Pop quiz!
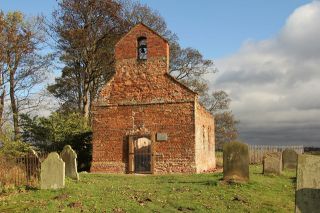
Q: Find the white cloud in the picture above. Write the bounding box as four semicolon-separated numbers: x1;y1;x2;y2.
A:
209;1;320;146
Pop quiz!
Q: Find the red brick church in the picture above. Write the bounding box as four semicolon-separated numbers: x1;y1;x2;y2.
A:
91;23;215;174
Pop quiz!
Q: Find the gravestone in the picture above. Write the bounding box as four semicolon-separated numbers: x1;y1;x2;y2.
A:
60;145;79;180
40;152;65;189
282;149;298;169
295;154;320;213
263;152;282;175
223;141;249;183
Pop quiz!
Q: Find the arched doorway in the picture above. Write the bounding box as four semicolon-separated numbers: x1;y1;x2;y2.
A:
128;135;154;174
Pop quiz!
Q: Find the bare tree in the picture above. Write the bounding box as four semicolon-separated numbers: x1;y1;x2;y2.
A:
0;12;6;127
204;90;239;149
50;0;127;119
0;11;52;139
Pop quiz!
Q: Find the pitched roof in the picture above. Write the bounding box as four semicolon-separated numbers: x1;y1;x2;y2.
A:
115;23;168;47
165;73;197;95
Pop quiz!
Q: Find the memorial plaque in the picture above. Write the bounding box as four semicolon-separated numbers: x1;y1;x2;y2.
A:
156;133;168;141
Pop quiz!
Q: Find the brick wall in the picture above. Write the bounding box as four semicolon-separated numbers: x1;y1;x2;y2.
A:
91;102;196;173
194;101;216;173
98;58;195;105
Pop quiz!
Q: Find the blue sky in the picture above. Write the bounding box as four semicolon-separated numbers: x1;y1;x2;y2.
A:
0;0;311;58
1;0;319;146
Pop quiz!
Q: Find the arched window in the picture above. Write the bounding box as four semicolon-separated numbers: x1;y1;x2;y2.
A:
137;37;147;60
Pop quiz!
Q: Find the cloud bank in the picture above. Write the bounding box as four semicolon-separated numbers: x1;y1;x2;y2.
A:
210;1;320;146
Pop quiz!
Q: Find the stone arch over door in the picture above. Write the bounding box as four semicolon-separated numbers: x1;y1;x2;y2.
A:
128;134;155;174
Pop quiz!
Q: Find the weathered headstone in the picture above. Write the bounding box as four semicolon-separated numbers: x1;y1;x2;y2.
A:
295;154;320;213
40;152;65;189
263;152;282;175
60;145;79;180
223;141;249;183
282;149;298;169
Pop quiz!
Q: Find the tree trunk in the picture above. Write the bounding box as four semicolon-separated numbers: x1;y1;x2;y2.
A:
83;82;90;119
0;70;5;128
10;71;19;139
83;62;91;121
0;88;4;128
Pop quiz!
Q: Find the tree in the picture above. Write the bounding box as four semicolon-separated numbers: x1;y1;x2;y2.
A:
0;12;6;127
214;111;239;149
50;0;127;119
0;132;30;157
204;91;239;149
0;11;51;139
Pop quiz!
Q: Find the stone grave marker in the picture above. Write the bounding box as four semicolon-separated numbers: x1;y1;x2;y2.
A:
282;149;298;169
40;152;65;189
263;152;282;175
60;145;79;180
223;141;249;183
295;154;320;213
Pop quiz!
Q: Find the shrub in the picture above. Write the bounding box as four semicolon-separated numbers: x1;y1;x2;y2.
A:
0;134;30;158
20;112;92;171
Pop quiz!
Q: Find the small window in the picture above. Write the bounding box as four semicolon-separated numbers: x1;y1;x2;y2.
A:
138;37;147;60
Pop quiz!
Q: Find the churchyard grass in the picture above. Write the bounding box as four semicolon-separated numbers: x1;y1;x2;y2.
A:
0;165;295;212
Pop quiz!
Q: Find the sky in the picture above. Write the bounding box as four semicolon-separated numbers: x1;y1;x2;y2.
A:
1;0;319;147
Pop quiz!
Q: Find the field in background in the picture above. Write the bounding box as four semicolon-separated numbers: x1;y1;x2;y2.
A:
0;165;296;213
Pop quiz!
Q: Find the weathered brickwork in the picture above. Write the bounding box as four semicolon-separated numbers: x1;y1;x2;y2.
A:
91;23;215;174
195;101;215;173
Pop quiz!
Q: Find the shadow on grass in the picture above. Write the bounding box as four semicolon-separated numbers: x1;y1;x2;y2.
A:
25;185;40;191
290;177;296;184
173;180;219;186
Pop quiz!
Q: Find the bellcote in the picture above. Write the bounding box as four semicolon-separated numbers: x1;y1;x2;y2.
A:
115;23;169;61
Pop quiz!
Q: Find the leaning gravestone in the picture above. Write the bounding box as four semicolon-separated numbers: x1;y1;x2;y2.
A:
282;149;298;169
40;152;65;189
263;152;282;175
223;141;249;183
295;154;320;213
60;145;79;180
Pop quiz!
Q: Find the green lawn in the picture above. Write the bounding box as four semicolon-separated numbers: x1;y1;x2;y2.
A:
0;165;296;213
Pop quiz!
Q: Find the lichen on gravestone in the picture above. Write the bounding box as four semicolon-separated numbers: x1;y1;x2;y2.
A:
223;141;249;183
282;149;298;169
60;145;79;181
263;152;282;175
295;154;320;213
40;152;65;189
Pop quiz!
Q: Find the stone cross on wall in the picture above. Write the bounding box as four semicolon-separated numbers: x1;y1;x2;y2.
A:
40;152;65;189
60;145;79;180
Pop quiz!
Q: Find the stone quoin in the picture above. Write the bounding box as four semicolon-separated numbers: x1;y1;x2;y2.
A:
90;23;215;174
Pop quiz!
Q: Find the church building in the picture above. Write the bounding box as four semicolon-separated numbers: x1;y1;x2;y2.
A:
91;23;215;174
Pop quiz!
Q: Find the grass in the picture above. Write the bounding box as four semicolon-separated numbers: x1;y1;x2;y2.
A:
0;165;296;213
